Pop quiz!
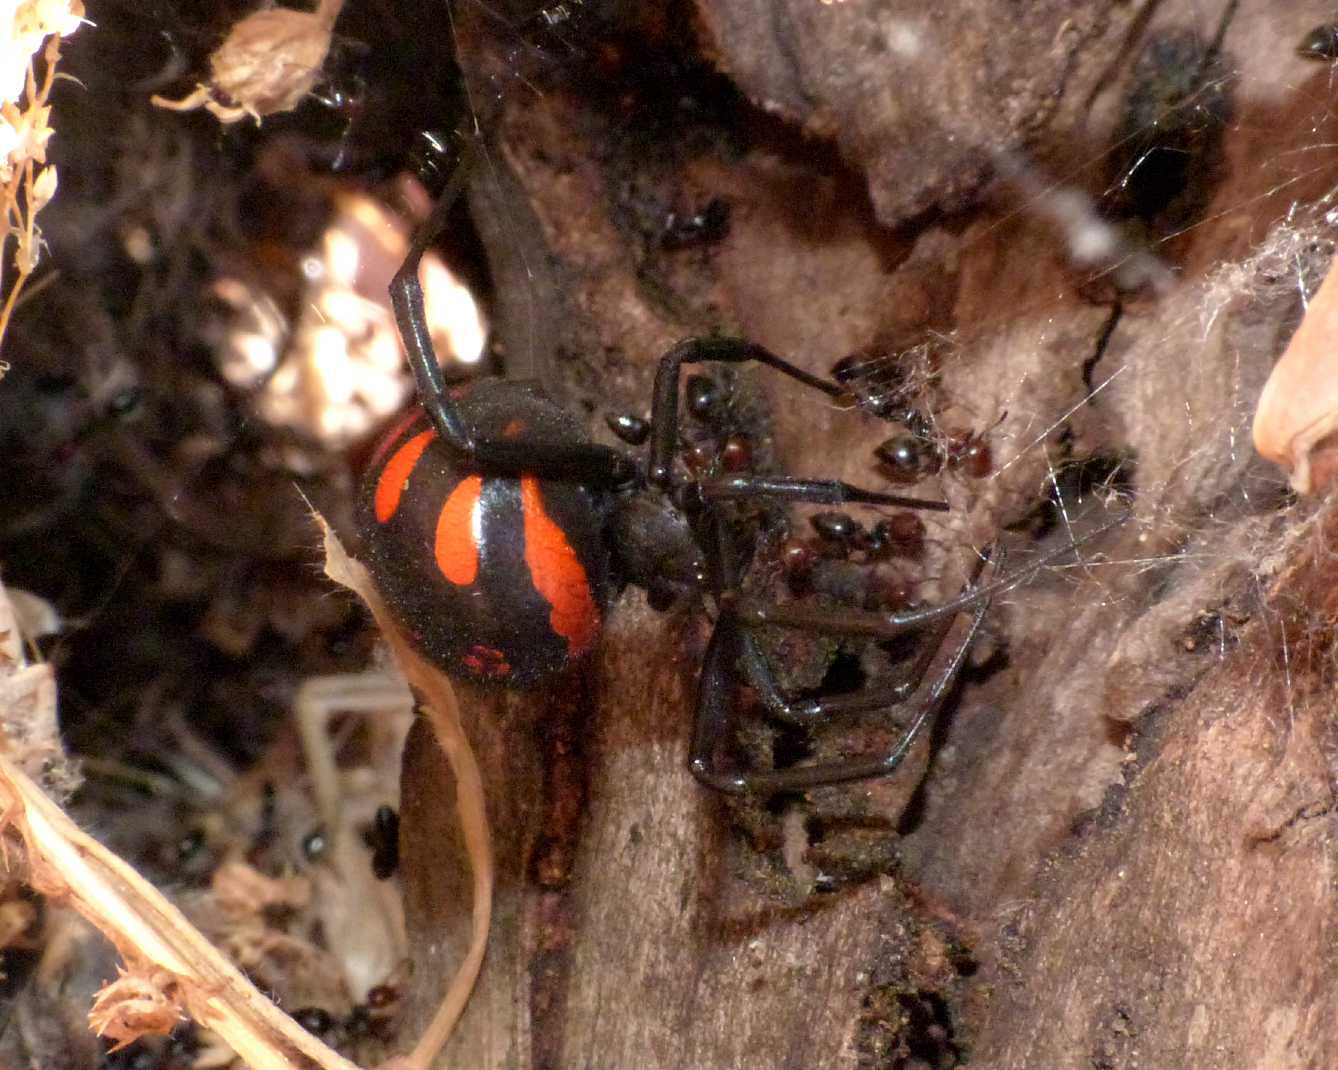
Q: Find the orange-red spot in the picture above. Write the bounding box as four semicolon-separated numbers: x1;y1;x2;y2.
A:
374;429;435;523
434;475;483;585
519;477;599;656
502;418;527;438
462;644;512;678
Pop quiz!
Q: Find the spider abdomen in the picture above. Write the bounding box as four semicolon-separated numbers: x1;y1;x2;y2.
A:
357;381;614;687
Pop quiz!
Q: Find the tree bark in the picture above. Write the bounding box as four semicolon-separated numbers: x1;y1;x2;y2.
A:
398;1;1338;1066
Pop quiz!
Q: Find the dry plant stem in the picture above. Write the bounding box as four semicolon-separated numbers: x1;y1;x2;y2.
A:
403;683;490;1070
0;752;361;1070
317;515;495;1070
0;33;64;348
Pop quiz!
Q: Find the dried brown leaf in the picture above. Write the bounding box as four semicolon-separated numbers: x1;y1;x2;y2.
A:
316;512;494;1070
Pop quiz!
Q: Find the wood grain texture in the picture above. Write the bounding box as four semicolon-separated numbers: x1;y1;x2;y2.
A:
396;2;1338;1066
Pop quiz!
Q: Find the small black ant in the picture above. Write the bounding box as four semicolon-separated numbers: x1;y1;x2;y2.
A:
874;420;1000;484
344;983;399;1040
943;428;993;479
810;511;863;546
660;198;731;250
604;412;650;446
363;804;399;880
292;1006;335;1036
875;434;942;484
806;511;926;562
1298;23;1338;60
301;827;328;862
829;350;928;427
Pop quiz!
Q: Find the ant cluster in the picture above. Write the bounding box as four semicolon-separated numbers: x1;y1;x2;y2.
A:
782;508;926;613
767;344;1004;656
608;343;989;706
830;347;997;487
607;371;754;476
605;369;759;613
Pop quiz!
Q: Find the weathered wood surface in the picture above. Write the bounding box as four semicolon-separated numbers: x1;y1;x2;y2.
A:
398;2;1338;1066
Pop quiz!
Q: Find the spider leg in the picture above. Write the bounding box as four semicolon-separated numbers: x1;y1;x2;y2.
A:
648;337;855;488
389;140;635;486
689;567;993;795
724;516;1121;642
734;554;989;726
390;149;479;452
690;513;1122;791
697;472;947;512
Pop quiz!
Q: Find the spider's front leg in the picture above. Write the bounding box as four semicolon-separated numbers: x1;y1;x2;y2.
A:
696;472;948;513
388;142;636;488
691;512;1123;791
389;149;479;455
646;336;954;516
728;518;1121;642
647;337;859;489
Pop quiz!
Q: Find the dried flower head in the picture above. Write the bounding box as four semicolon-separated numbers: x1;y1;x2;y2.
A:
152;2;343;125
1;0;83;103
89;967;186;1051
0;0;82;355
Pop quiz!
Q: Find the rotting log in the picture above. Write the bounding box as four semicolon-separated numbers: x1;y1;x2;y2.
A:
398;2;1338;1066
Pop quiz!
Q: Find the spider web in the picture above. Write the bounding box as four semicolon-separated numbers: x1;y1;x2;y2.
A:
440;0;1330;591
432;0;1338;878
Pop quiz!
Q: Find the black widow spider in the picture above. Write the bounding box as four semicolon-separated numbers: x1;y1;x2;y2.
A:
356;146;1074;796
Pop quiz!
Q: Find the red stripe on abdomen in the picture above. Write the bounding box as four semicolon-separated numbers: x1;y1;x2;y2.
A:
374;429;435;523
435;475;483;585
519;477;599;655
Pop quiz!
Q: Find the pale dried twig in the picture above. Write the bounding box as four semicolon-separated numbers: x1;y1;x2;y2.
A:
0;575;361;1069
0;747;363;1070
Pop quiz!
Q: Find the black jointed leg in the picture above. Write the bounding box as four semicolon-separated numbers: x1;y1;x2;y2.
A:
389;140;636;487
647;337;849;488
390;148;477;453
723;517;1121;643
689;553;998;795
698;473;948;512
732;579;963;726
